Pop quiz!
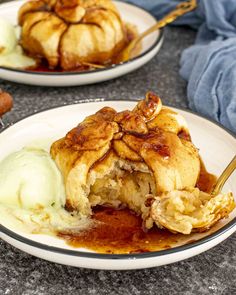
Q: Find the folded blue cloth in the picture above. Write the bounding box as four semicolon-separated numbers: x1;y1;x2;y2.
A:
124;0;236;133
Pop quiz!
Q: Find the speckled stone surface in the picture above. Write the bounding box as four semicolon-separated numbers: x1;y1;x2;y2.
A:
0;1;236;294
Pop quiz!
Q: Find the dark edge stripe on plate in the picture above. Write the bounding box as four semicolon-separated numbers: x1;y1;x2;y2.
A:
0;100;236;260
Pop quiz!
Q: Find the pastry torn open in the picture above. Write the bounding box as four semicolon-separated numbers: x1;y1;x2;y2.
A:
151;188;235;234
50;92;235;233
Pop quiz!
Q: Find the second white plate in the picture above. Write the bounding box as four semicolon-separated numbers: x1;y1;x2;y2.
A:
0;0;163;87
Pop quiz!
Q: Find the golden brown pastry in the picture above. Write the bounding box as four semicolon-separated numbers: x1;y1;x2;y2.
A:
151;188;235;234
50;92;201;227
18;0;128;69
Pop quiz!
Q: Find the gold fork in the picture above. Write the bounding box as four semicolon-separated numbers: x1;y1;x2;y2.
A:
116;0;197;63
87;0;197;69
211;155;236;196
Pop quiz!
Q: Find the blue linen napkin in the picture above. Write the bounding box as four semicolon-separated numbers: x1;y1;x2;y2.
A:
124;0;236;133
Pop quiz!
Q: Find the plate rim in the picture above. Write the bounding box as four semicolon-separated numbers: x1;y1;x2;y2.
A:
0;0;164;76
0;99;236;260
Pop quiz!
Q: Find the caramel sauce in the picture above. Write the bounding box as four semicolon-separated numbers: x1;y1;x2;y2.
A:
26;62;91;73
58;207;181;254
178;129;191;141
25;23;139;73
58;163;217;254
197;159;217;193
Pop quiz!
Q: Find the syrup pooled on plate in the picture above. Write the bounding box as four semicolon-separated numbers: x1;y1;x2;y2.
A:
26;62;91;73
58;165;217;255
58;206;181;254
197;160;217;194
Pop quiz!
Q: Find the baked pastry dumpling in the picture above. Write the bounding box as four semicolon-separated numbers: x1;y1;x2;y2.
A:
18;0;128;69
50;92;201;227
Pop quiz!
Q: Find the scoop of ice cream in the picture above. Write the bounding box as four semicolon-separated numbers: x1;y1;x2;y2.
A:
0;19;36;68
0;19;18;55
0;45;36;68
0;148;65;210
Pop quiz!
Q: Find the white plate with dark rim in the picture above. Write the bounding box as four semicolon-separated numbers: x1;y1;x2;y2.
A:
0;0;163;87
0;100;235;270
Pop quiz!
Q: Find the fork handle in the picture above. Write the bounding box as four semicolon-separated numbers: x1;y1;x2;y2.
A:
211;155;236;196
134;0;197;46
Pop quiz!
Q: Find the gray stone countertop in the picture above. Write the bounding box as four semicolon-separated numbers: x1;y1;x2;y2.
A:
0;3;236;294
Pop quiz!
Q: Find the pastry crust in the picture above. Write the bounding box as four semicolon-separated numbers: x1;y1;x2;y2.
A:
51;92;201;222
18;0;127;69
151;188;235;234
51;92;235;232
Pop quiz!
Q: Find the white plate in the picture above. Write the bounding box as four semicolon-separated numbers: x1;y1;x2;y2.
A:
0;0;163;87
0;100;235;270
